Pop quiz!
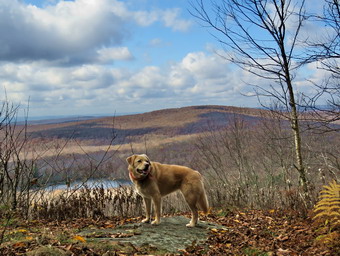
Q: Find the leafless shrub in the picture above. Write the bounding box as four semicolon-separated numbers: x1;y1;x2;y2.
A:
193;113;339;214
0;100;40;217
0;99;121;221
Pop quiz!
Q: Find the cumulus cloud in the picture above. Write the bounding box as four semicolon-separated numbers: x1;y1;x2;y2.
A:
96;47;134;63
0;1;255;116
1;48;321;116
0;0;192;64
109;51;240;102
132;8;192;31
0;0;127;62
0;51;252;115
160;8;193;32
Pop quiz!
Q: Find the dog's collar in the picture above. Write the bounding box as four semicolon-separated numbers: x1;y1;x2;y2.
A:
129;169;153;181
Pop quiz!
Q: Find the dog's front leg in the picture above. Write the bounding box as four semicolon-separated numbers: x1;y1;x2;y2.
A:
151;195;161;225
142;197;151;223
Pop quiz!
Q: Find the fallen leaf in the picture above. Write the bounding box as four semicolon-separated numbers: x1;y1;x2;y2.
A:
277;234;289;241
12;242;26;248
277;248;291;255
73;235;86;243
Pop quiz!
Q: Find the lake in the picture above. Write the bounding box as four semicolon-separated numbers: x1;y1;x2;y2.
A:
47;179;132;191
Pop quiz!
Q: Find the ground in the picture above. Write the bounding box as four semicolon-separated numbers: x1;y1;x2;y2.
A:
0;209;338;255
78;216;225;254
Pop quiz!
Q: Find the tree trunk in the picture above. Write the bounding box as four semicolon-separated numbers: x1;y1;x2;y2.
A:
11;189;17;211
282;54;309;195
289;93;308;193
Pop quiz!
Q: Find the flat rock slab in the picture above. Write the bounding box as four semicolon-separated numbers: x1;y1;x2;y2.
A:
79;216;226;253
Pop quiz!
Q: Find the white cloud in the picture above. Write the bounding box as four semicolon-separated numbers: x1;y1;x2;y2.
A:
150;38;162;46
160;8;193;32
0;0;253;116
132;8;192;31
0;0;328;117
0;0;192;64
3;47;326;116
132;10;159;26
0;51;253;115
0;0;127;62
97;47;134;63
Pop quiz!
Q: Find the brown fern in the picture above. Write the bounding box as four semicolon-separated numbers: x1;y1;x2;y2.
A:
313;180;340;230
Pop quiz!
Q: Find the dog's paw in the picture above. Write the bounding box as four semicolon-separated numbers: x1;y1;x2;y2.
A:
141;218;150;223
151;220;160;225
186;223;196;228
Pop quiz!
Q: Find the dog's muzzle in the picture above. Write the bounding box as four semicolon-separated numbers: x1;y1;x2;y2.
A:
137;163;150;175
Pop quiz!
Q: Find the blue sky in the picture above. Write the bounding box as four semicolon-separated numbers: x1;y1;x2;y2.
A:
0;0;331;117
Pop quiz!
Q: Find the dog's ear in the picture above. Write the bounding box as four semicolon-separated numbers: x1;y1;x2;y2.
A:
126;155;136;165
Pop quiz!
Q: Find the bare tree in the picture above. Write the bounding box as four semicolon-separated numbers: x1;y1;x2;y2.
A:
306;0;339;72
302;0;339;131
0;100;36;212
191;0;312;201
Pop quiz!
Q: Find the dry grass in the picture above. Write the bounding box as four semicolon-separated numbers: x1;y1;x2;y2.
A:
29;185;192;221
30;185;143;220
20;133;199;161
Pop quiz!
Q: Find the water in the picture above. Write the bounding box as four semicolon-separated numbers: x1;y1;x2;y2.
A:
47;179;132;191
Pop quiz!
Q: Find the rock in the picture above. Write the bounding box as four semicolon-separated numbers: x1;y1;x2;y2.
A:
78;216;226;253
27;246;71;256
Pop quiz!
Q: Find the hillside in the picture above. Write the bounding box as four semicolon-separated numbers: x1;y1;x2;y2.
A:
22;105;339;181
27;105;266;144
20;105;271;181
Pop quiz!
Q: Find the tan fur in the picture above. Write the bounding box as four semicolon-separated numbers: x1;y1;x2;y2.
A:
126;154;209;227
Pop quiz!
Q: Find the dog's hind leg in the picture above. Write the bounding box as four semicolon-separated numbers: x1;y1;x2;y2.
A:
182;191;198;227
187;203;198;227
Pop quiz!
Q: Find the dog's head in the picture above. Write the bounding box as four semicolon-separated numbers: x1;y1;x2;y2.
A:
126;154;151;180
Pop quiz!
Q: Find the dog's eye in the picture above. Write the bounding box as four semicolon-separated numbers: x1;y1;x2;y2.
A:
137;160;142;163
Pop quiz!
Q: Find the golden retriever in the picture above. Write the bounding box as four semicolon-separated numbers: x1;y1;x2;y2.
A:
126;154;209;227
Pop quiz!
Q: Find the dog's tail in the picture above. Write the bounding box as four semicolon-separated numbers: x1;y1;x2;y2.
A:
197;181;209;214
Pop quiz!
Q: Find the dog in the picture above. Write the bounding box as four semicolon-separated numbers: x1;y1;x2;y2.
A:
126;154;209;227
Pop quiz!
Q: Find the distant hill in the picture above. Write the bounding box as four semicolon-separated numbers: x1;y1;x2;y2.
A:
26;116;102;125
22;105;339;181
26;105;267;144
